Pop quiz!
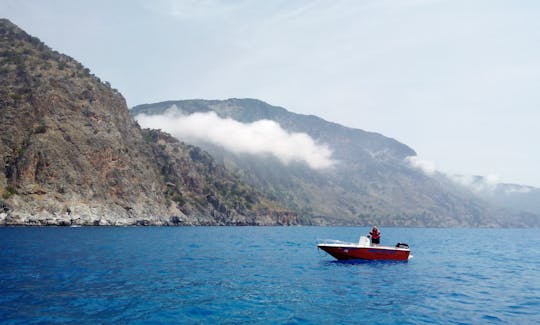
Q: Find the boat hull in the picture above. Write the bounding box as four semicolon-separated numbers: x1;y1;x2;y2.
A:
318;244;410;261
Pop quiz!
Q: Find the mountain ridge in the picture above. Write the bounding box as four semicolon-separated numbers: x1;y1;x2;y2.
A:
133;99;540;227
450;174;540;217
133;98;417;162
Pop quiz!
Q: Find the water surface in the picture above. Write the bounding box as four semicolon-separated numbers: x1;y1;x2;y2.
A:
0;227;538;323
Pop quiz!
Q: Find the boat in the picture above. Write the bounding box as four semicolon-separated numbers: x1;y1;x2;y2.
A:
317;236;411;261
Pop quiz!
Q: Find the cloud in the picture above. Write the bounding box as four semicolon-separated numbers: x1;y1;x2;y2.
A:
448;174;500;193
406;157;534;195
504;186;532;194
135;109;336;170
484;174;500;185
449;174;535;195
405;156;436;175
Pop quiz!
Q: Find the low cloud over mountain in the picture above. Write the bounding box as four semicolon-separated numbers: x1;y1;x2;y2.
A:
136;108;336;170
405;156;437;175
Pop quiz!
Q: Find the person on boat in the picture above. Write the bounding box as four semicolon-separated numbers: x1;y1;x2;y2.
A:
368;226;381;245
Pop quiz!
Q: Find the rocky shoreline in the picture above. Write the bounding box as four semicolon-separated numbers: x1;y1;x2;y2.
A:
0;198;300;226
0;212;301;226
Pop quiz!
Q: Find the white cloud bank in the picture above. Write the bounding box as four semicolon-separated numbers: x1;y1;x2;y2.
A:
135;110;336;170
450;174;533;194
405;156;437;175
449;174;500;193
405;156;505;192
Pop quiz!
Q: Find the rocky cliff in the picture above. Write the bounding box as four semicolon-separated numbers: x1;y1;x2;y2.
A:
0;19;297;226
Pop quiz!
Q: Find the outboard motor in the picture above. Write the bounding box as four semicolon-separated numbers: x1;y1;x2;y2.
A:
395;242;409;249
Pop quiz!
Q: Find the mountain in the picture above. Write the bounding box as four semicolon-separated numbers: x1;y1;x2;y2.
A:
132;99;539;227
0;19;297;226
489;184;540;215
450;175;540;216
2;19;536;227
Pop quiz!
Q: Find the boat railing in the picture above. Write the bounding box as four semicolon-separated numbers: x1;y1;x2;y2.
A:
317;239;351;245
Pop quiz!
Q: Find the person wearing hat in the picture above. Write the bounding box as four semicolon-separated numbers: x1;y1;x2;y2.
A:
368;226;381;245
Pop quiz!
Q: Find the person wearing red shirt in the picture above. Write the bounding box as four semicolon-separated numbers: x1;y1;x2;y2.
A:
369;226;381;245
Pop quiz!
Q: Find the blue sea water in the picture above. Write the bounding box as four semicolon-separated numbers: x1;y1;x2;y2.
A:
0;227;539;324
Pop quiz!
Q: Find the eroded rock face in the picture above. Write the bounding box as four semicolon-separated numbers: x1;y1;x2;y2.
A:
0;19;297;226
0;18;174;225
142;129;299;226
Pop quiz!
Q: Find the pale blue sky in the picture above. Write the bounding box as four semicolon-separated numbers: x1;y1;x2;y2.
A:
2;0;539;186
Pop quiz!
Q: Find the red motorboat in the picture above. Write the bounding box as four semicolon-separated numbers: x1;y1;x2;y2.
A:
317;236;411;261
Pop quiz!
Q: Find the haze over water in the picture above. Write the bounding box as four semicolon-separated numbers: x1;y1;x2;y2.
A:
1;227;538;323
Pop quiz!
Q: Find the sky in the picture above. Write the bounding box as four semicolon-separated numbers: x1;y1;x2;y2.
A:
2;0;540;187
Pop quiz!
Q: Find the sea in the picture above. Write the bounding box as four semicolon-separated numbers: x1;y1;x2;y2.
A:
0;227;538;324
